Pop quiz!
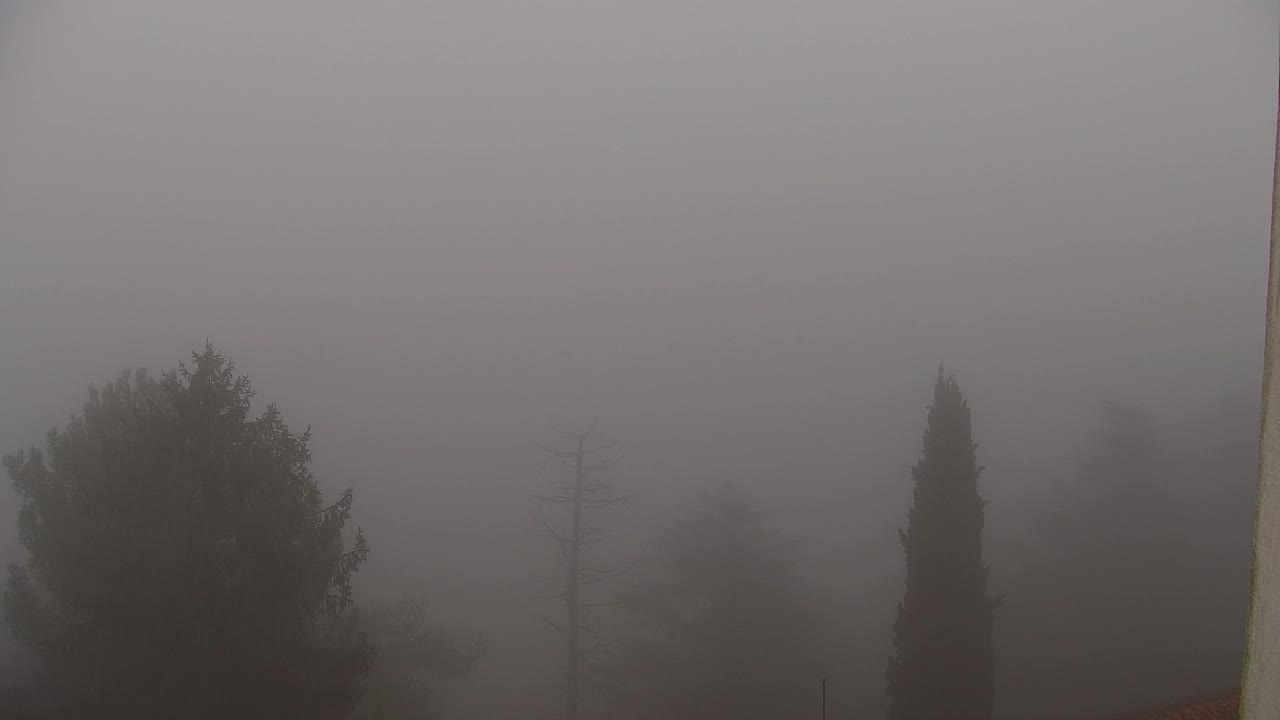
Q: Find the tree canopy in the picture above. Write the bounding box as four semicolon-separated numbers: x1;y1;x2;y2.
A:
600;484;830;720
353;594;486;720
3;345;371;720
887;367;995;720
998;402;1210;720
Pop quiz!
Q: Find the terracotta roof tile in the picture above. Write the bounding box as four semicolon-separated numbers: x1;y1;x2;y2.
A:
1110;693;1239;720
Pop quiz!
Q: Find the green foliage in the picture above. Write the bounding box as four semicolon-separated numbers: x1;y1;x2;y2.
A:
887;367;995;720
353;595;485;720
3;345;372;720
600;484;830;720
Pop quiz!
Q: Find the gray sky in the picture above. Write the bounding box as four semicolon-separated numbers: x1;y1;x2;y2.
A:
0;1;1276;716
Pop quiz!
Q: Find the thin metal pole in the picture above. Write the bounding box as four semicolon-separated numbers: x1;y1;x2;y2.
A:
821;677;828;720
566;434;584;720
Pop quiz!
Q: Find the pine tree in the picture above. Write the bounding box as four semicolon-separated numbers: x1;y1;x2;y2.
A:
600;484;829;720
3;345;372;720
887;366;995;720
998;402;1205;720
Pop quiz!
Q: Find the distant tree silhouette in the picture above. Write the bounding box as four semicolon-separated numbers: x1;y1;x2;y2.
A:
531;430;627;720
998;401;1207;720
887;367;995;720
352;595;486;720
599;484;829;720
3;345;372;720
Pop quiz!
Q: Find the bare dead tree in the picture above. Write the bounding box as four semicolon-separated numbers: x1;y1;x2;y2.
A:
531;427;629;720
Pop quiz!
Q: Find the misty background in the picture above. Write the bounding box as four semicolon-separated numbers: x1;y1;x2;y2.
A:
1;1;1277;718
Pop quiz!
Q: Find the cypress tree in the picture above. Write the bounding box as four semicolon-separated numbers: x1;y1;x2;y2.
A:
887;366;995;720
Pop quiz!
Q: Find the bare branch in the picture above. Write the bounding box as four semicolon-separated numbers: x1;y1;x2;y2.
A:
584;493;634;510
531;493;576;504
581;457;623;471
537;444;579;458
581;637;622;657
583;440;620;455
549;424;587;440
577;558;639;586
531;524;570;543
578;569;628;586
540;615;568;634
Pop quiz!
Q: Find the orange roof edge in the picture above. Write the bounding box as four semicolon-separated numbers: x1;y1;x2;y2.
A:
1102;691;1240;720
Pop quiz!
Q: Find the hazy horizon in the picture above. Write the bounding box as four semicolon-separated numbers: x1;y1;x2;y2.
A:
1;2;1276;718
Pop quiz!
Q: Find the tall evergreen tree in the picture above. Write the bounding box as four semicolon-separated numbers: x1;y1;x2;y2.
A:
3;345;372;720
600;485;829;720
998;402;1206;720
887;367;995;720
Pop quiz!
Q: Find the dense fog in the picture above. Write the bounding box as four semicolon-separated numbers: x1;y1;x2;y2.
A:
0;2;1276;719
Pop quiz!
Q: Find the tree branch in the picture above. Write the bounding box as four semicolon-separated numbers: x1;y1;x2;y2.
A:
540;615;568;634
581;457;623;471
